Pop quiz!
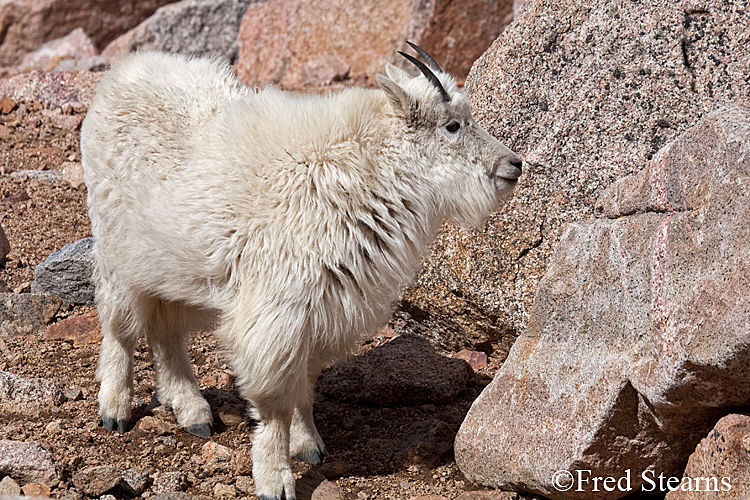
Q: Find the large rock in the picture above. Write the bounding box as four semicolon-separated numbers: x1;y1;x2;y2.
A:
0;71;102;114
32;237;95;305
664;414;750;499
317;334;473;406
17;28;101;72
104;0;252;65
0;440;61;487
403;0;750;355
454;106;750;498
0;293;62;336
235;0;514;88
0;0;176;67
72;465;122;497
0;371;65;417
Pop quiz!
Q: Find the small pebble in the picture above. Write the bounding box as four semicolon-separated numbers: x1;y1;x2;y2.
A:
217;404;244;427
214;482;237;497
234;475;253;494
341;418;355;430
45;419;63;435
121;468;151;495
65;386;84;401
22;482;51;497
0;476;21;495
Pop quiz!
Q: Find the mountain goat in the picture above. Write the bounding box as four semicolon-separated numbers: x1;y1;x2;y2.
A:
81;42;521;500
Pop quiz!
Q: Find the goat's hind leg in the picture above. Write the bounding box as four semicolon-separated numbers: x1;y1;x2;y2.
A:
146;301;213;437
290;362;328;464
96;298;141;433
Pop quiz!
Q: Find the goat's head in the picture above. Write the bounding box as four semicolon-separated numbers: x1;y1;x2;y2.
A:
376;41;522;229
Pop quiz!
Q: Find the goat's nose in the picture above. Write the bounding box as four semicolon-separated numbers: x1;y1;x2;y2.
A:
493;154;523;180
510;155;523;173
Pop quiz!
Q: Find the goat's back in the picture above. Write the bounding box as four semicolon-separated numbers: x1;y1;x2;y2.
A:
82;52;247;183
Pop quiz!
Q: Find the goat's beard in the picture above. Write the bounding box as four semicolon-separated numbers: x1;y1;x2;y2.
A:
447;177;516;230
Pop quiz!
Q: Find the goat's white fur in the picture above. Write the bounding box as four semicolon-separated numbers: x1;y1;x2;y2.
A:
82;51;521;500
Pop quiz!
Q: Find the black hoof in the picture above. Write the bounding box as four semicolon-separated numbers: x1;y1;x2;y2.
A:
292;446;329;465
185;423;213;438
102;417;128;434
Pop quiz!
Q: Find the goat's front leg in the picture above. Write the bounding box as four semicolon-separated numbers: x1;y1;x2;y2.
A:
252;405;295;500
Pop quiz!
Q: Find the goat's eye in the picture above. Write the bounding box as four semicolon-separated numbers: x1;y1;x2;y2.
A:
445;121;461;133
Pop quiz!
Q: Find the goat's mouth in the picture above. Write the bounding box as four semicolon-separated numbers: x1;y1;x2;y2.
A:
493;176;519;193
488;165;522;184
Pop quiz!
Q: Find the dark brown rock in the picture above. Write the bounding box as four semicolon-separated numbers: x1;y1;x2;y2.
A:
317;334;473;406
311;479;345;500
455;106;750;499
235;0;514;88
0;226;9;262
664;414;750;500
395;419;455;468
43;312;102;346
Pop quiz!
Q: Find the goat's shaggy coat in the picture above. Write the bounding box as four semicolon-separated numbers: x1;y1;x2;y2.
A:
81;50;521;500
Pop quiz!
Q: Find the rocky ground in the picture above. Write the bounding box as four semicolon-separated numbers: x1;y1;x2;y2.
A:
0;96;532;500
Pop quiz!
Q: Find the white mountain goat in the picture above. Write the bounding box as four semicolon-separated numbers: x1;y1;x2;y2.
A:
81;42;521;500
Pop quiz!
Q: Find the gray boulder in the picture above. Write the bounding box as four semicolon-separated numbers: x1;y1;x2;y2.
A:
454;106;750;498
114;0;253;64
0;371;65;417
403;0;750;355
32;237;94;305
0;440;61;487
0;293;62;336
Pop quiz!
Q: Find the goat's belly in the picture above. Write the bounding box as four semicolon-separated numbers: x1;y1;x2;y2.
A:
93;214;230;308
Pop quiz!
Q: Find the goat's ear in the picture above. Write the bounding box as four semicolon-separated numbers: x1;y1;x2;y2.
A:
384;62;411;85
376;73;414;119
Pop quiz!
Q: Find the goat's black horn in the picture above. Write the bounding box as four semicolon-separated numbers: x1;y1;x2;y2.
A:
398;51;451;103
405;41;443;73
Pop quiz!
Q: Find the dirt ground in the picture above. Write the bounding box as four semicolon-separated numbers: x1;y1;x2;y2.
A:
0;97;535;500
